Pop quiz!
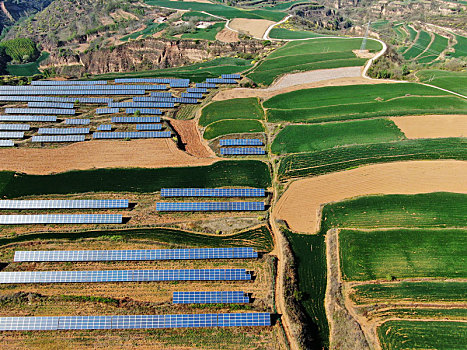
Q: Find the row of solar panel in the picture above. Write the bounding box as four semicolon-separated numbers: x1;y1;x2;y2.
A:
196;83;216;88
108;102;174;108
0;124;30;130
0;269;251;283
114;78;190;84
0;90;145;95
173;291;249;304
155;202;265;211
28;102;74;109
111;116;161;123
160;188;265;197
92;131;171;139
131;97;198;104
0;313;270;330
0;132;23;138
37;128;90;134
96;108;119;115
0;85;167;91
205;78;237;84
186;88;207;93
14;247;258;262
31;81;108;86
0;214;122;224
220;148;266;155
0;96;112;103
32;135;85;142
0;199;129;209
5;108;75;115
220;139;263;146
0;140;14;147
125;108;163;115
1;115;58;122
221;74;241;79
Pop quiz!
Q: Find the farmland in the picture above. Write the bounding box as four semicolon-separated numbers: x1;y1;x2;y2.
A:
120;22;167;42
417;69;467;96
403;30;432;59
271;119;405;155
199;98;264;127
268;28;326;40
247;38;382;85
203;119;264;140
278;138;467;179
416;33;449;63
182;23;225;41
452;35;467;58
6;52;49;77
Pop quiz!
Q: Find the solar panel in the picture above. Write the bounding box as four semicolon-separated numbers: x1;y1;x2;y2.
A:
220;139;263;146
133;97;175;103
220;148;266;155
155;202;265;212
205;78;237;84
28;102;74;109
31;80;108;85
0;140;14;147
173;291;250;304
0;199;129;210
97;124;112;131
0;96;112;103
125;108;163;115
0;132;24;139
221;74;241;79
150;92;173;98
187;88;207;93
0;115;56;122
115;78;170;83
0;85;162;91
136;124;162;131
93;131;171;139
0;90;145;95
108;102;174;108
38;128;90;135
181;93;203;99
111;117;161;123
14;247;258;262
96;108;119;115
31;135;86;143
160;188;265;197
170;82;190;88
196;83;216;88
0;313;270;330
173;98;198;104
0;214;122;225
5;108;75;115
65;119;90;125
0;268;251;283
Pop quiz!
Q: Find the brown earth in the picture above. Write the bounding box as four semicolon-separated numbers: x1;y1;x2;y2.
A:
169;118;215;158
229;18;275;39
273;161;467;234
391;115;467;139
216;27;239;42
0;139;215;175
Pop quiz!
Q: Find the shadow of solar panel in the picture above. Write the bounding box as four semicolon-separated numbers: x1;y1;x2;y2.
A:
28;102;74;109
220;148;266;155
0;140;14;147
0;214;122;225
220;139;263;146
14;247;258;262
136;124;162;131
31;80;108;86
32;135;85;143
125;109;163;115
97;124;112;131
0;132;24;139
173;291;250;304
111;117;161;123
0;115;56;122
155;202;265;211
96;108;119;115
38;128;90;135
0;199;129;210
5;108;75;115
221;74;241;79
160;188;265;197
65;119;90;125
187;88;207;93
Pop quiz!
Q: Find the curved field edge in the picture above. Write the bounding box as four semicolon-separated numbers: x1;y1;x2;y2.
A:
199;98;264;127
203;119;264;140
0;160;271;198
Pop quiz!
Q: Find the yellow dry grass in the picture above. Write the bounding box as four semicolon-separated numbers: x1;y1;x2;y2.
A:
229;19;275;39
391;115;467;139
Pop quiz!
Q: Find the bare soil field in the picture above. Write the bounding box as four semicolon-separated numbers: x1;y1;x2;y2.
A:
0;139;215;175
170;118;216;158
229;19;275;39
273;161;467;234
216;27;239;42
391;115;467;139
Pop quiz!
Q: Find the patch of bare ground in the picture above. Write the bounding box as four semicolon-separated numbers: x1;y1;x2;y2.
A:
110;9;139;21
274;161;467;234
229;19;275;39
0;139;215;175
216;27;239;43
169;118;216;158
391;115;467;139
352;50;376;59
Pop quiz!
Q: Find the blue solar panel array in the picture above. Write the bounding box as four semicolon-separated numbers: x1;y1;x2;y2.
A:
125;108;163;115
187;88;207;93
0;140;14;147
0;90;145;95
220;139;263;146
161;188;265;197
173;98;198;104
151;92;173;98
0;131;23;139
14;247;258;262
0;269;251;283
38;128;90;135
108;102;174;108
93;131;171;139
0;199;129;210
115;78;189;85
0;85;163;91
196;83;216;88
173;291;249;304
97;124;112;131
170;82;190;88
0;96;112;103
5;108;75;115
31;80;108;85
206;78;237;84
181;93;203;99
111;117;161;123
32;135;86;143
136;124;162;131
0;124;30;131
65;119;89;125
0;313;270;330
0;214;122;225
134;97;175;103
221;74;241;79
0;115;56;122
96;108;119;115
220;148;266;155
28;102;74;109
156;202;265;212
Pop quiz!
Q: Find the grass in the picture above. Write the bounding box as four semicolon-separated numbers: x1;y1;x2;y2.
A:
181;23;225;40
264;83;466;123
247;38;382;85
416;33;448;63
417;69;467;96
89;57;252;83
320;192;467;233
403;30;432;59
285;230;328;348
339;229;467;281
6;52;49;76
120;22;167;41
452;35;467;58
268;28;327;40
203;119;264;140
278;138;467;179
378;320;467;350
199;98;264;127
271;119;406;155
0;161;271;197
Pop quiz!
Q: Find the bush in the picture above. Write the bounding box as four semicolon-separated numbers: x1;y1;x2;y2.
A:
0;38;39;63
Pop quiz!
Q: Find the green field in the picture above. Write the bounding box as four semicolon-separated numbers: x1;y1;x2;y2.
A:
203;119;264;139
285;230;328;348
371;20;389;30
320;192;467;233
120;22;167;42
416;33;448;63
405;25;417;41
182;11;223;21
89;57;252;82
378;320;467;350
403;30;431;59
199;98;264;127
182;22;225;40
392;24;407;42
417;69;467;96
268;28;326;40
263;0;310;10
370;308;467;321
247;38;382;85
144;0;286;21
340;229;467;281
6;52;49;76
271;119;405;155
264;83;467;123
278;138;467;179
0;161;271;197
452;35;467;58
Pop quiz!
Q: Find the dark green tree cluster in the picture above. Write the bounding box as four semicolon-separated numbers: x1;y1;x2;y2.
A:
0;37;39;64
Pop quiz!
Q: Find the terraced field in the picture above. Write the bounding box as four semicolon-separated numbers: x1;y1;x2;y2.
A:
417;69;467;96
182;23;225;40
416;33;449;63
403;30;432;59
268;28;326;40
120;22;167;42
247;38;382;85
452;34;467;58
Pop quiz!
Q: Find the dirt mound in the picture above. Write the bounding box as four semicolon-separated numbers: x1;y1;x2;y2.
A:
391;115;467;138
229;18;275;39
0;139;215;175
216;27;239;42
170;118;215;158
273;161;467;234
